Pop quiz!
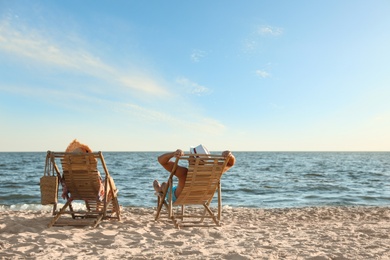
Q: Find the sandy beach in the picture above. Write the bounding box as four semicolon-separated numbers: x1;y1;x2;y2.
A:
1;206;389;259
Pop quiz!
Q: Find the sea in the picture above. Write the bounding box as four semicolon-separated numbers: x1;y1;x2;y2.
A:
0;152;389;211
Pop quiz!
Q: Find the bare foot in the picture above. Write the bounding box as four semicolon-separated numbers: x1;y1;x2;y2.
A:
153;180;161;193
161;182;167;192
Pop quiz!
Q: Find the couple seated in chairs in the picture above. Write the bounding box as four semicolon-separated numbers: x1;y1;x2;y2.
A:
45;140;235;228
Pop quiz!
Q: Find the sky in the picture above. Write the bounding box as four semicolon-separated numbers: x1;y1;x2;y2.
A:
1;1;390;152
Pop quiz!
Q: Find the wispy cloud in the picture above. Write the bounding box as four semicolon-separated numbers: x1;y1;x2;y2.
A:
241;24;283;53
124;102;225;134
0;18;226;136
176;77;212;96
190;49;206;62
119;76;170;96
0;83;107;113
0;22;113;74
0;83;226;135
242;39;257;52
0;19;169;98
258;25;283;36
256;69;270;78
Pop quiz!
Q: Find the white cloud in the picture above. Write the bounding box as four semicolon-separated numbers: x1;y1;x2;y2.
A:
256;70;270;78
124;103;225;134
176;77;211;96
241;25;283;53
190;49;206;62
0;83;226;135
119;76;169;97
0;24;112;73
258;25;283;36
0;18;227;141
0;20;169;98
242;39;257;52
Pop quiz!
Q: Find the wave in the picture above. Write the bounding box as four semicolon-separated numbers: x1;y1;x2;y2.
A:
0;202;88;212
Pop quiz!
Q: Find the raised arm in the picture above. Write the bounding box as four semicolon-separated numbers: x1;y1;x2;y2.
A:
158;149;184;172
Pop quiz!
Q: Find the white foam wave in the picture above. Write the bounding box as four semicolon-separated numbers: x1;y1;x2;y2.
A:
0;202;87;212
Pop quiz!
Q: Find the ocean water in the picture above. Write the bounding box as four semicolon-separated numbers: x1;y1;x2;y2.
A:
0;152;389;211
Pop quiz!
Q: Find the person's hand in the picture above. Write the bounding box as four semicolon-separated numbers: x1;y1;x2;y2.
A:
174;149;184;158
222;150;232;158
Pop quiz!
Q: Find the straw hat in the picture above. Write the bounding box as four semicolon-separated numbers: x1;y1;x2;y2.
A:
190;144;210;155
65;139;92;153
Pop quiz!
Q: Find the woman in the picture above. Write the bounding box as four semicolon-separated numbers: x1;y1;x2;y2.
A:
61;139;104;201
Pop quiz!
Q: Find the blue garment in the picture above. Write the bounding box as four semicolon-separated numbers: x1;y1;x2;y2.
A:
166;186;177;202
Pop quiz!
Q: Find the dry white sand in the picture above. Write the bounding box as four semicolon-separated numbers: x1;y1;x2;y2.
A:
1;206;389;259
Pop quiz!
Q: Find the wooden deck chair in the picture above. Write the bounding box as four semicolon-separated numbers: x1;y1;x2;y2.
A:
155;154;231;228
46;151;121;228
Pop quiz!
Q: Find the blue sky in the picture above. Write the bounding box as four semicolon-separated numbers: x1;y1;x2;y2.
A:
1;1;389;151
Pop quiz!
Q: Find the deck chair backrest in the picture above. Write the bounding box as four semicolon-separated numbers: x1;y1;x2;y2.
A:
174;154;229;205
61;153;102;200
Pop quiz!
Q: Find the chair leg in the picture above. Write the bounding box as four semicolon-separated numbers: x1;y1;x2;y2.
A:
155;194;165;221
167;179;173;219
48;200;71;227
93;214;104;228
112;198;121;221
51;203;57;216
203;203;220;226
217;182;222;221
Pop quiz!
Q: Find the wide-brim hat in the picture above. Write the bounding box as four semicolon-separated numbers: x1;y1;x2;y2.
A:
65;139;92;153
190;144;210;155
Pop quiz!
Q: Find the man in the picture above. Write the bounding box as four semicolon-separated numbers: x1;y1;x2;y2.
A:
153;144;236;202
